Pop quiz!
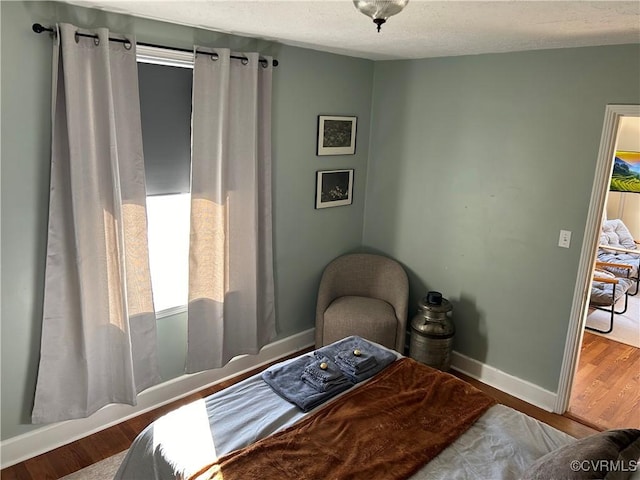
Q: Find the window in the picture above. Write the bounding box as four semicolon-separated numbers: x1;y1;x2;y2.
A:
146;193;190;314
137;47;194;317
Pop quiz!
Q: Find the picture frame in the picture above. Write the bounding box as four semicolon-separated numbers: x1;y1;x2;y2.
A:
317;115;357;156
316;169;354;209
610;150;640;193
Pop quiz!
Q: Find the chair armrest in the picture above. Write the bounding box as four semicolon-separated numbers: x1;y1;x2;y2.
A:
598;244;639;255
595;261;633;270
593;275;620;285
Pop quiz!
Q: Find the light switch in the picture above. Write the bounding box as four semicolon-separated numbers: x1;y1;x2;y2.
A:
558;230;571;248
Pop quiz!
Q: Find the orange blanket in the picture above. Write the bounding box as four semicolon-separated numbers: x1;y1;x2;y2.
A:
191;358;497;480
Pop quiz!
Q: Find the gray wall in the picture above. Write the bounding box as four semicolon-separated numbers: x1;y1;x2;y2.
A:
363;45;640;391
0;1;373;440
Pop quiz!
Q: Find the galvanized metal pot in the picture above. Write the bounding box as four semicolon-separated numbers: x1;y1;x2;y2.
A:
409;291;455;371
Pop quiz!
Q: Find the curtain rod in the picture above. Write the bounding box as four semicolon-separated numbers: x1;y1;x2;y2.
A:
32;23;279;67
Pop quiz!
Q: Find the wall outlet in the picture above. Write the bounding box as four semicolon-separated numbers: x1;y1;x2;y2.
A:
558;230;572;248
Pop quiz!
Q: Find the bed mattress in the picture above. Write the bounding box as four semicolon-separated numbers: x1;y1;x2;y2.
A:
115;344;574;480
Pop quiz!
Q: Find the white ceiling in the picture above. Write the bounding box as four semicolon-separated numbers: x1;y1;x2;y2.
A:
65;1;640;60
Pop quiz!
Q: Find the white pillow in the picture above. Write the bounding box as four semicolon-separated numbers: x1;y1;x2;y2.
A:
601;219;636;249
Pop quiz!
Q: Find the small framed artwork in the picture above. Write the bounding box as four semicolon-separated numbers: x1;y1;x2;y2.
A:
317;115;357;156
316;169;354;209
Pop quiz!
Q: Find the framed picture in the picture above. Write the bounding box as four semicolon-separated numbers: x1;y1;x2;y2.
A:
610;150;640;193
317;115;357;156
316;169;354;209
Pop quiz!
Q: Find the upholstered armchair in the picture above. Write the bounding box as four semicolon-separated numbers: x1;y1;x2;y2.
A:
315;253;409;353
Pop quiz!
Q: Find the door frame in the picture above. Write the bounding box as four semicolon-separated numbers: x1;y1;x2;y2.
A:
555;104;640;413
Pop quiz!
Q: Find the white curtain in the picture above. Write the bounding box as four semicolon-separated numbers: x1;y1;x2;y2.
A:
186;48;276;373
32;24;160;423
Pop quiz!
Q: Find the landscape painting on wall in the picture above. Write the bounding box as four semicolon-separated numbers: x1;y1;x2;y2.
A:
611;151;640;194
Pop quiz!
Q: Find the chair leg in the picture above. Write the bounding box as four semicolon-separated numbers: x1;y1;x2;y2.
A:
586;282;621;335
586;305;614;334
615;289;630;315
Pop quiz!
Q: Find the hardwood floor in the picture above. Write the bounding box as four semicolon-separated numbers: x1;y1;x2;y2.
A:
2;349;599;480
568;331;640;430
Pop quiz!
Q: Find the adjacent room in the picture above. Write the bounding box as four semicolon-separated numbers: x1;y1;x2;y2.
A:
1;0;639;478
569;116;640;431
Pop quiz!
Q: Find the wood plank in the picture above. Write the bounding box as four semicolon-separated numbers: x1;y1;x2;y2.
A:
568;331;640;430
22;455;57;480
0;462;30;480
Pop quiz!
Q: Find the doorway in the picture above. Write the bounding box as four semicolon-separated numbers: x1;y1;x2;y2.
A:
555;105;640;425
568;116;640;428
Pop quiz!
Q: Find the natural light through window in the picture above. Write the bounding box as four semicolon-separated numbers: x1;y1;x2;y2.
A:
146;193;191;315
137;45;194;318
151;398;218;477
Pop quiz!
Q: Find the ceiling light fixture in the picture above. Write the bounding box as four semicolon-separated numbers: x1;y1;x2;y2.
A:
353;0;409;32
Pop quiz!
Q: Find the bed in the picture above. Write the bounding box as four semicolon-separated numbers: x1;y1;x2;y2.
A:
115;337;639;480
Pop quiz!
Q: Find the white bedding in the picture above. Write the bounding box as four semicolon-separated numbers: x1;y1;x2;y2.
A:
115;351;574;480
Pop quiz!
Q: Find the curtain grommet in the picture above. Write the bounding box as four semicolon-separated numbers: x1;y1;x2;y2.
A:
210;53;219;61
94;36;100;46
123;39;132;50
241;57;249;66
74;31;80;44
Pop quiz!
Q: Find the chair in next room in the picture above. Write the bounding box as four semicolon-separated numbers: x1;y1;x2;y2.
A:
588;262;634;334
597;219;639;296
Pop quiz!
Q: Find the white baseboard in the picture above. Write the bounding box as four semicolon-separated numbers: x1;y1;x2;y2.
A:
0;329;315;469
450;351;557;412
